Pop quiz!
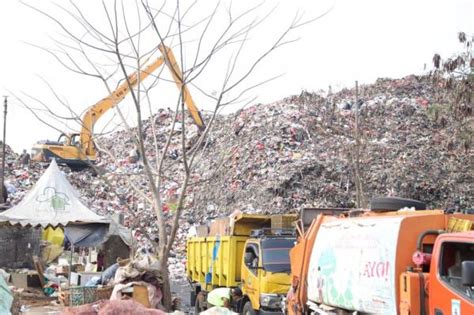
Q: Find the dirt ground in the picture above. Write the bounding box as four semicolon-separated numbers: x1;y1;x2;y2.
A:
10;280;193;314
171;279;193;314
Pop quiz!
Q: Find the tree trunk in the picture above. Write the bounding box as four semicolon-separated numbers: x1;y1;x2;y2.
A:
159;247;172;310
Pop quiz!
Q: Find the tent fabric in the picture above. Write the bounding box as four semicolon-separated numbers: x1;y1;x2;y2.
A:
0;159;107;227
107;220;133;247
42;226;65;245
64;223;109;247
64;221;132;247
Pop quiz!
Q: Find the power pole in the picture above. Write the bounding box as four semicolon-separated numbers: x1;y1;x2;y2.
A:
0;96;7;204
353;82;365;208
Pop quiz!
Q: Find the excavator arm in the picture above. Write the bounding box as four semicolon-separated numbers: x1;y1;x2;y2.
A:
158;45;205;131
80;44;205;156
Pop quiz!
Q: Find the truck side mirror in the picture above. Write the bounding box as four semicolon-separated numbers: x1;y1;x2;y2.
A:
461;261;474;286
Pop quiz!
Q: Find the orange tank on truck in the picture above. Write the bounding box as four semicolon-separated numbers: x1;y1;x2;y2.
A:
286;197;474;315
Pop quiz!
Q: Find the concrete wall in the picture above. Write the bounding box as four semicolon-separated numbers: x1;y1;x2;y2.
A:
102;235;130;268
0;225;41;269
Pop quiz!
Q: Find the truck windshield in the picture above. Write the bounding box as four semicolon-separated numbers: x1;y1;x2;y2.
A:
261;238;295;273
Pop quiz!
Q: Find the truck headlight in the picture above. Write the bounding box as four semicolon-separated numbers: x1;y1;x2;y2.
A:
260;294;282;309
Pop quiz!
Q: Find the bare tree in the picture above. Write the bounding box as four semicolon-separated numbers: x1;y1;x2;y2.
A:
19;0;329;309
432;32;473;153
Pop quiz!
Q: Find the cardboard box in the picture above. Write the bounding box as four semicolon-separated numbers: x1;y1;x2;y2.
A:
133;285;151;307
78;272;102;286
209;217;230;236
11;272;42;288
271;214;297;229
196;224;209;237
69;272;80;286
121;285;151;308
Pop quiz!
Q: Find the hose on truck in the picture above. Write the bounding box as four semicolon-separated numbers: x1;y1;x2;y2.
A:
416;229;444;251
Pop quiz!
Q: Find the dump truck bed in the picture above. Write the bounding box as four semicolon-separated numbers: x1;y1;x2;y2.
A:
187;235;248;290
187;213;296;291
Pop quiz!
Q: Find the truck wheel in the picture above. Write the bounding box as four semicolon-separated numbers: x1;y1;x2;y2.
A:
370;197;426;211
242;301;257;315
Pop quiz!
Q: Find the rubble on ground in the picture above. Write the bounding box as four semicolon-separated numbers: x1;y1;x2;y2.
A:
2;75;472;280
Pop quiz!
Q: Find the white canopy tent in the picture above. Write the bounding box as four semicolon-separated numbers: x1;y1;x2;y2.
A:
0;159;107;227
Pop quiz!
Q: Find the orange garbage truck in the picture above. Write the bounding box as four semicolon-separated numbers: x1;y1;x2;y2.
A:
287;197;474;315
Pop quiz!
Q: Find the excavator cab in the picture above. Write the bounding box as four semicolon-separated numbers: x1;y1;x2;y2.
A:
31;132;92;171
55;133;82;148
67;134;81;147
57;133;71;146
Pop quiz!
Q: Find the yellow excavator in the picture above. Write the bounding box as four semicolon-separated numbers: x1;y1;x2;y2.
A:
32;45;205;170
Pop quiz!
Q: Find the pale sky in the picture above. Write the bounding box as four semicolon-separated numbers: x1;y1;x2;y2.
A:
0;0;472;153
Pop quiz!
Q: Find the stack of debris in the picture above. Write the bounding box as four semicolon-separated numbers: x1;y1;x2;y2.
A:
192;75;472;213
2;75;472;281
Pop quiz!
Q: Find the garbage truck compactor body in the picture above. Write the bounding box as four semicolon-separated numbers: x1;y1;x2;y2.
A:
187;213;297;314
287;209;474;314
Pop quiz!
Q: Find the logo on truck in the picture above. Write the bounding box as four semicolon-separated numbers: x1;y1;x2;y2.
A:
361;261;390;281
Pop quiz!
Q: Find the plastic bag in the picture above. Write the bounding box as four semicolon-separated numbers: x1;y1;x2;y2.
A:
134;250;161;272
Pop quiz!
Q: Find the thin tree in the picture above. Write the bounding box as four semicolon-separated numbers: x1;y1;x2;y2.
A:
19;0;330;309
352;81;366;208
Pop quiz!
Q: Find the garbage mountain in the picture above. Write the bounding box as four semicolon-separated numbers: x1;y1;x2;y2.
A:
4;75;472;279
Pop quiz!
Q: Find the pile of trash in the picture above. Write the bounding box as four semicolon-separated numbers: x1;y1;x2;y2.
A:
57;251;167;309
63;300;184;315
192;75;472;214
3;75;472;280
1;251;176;314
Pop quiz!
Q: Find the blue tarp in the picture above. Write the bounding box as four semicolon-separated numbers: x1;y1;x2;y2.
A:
64;223;108;247
64;221;131;247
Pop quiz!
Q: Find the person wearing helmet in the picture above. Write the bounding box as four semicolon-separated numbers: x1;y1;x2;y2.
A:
207;287;243;309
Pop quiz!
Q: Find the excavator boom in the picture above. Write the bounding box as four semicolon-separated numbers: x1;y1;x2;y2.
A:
32;44;205;169
81;44;205;156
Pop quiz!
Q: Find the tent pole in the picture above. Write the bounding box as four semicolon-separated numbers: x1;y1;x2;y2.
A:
69;244;74;306
0;96;7;204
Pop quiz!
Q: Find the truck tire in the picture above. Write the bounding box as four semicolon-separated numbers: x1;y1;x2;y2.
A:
242;301;257;315
370;197;426;211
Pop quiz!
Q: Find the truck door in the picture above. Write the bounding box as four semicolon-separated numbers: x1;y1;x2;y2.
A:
430;239;474;314
241;242;261;310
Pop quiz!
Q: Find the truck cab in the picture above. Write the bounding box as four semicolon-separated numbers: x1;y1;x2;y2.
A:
240;230;295;314
430;232;474;314
401;231;474;315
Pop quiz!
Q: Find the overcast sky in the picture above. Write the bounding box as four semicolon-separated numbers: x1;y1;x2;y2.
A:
0;0;472;153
